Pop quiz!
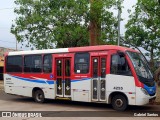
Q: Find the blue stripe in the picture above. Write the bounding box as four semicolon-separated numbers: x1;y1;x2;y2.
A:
10;75;54;84
47;81;54;84
10;75;90;84
72;78;90;82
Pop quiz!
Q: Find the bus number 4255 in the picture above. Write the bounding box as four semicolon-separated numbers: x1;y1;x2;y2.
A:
113;87;123;90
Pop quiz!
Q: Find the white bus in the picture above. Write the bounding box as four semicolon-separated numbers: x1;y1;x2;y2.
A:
4;45;156;111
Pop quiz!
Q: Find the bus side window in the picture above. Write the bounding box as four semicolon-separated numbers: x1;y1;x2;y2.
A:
110;54;132;76
6;56;22;72
43;54;52;73
74;53;90;74
24;55;42;73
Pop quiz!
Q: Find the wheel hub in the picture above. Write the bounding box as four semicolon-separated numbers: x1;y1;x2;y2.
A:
36;93;43;101
115;99;123;107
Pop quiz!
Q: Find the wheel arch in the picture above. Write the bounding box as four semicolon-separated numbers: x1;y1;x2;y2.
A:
108;91;128;105
32;87;44;97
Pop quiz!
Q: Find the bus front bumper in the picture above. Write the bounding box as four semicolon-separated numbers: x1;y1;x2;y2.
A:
136;87;156;105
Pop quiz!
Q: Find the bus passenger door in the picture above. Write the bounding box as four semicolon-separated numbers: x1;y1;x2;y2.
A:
55;58;71;98
91;56;107;102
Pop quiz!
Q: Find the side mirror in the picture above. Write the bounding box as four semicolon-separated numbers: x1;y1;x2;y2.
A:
117;51;125;56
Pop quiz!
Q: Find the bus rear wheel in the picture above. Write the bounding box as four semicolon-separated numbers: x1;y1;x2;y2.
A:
33;90;45;103
111;95;127;111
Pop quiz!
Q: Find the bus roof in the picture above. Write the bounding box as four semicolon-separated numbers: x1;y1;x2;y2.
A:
7;45;138;56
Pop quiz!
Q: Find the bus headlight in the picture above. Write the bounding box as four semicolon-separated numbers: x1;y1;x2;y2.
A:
141;88;149;95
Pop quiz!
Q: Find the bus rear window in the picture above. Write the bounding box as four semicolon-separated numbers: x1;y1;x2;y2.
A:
6;56;22;72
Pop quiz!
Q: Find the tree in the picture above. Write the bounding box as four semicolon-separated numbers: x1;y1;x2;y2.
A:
154;67;160;86
11;0;120;49
125;0;160;71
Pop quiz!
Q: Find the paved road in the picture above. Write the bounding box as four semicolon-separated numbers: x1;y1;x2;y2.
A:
0;90;160;120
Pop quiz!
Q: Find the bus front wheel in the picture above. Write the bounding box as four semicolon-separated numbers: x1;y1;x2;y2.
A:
33;90;45;103
111;94;127;111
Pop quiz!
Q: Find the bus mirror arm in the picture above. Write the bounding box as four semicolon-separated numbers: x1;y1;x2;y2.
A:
120;37;152;72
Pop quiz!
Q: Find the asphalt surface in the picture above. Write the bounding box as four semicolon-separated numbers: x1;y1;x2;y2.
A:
0;90;160;120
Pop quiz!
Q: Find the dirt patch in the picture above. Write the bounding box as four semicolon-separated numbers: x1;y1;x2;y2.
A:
156;85;160;104
0;81;3;91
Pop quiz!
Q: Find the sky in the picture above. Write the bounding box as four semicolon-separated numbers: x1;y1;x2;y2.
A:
0;0;137;50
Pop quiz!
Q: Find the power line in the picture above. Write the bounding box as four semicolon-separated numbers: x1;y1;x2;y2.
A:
0;45;23;50
0;40;25;51
0;46;16;49
0;45;24;51
0;39;16;43
0;7;15;11
0;27;11;29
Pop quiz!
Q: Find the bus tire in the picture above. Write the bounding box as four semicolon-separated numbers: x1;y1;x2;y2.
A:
111;94;127;111
33;90;45;103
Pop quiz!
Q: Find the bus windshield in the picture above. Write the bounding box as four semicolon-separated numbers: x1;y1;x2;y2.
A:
127;51;154;86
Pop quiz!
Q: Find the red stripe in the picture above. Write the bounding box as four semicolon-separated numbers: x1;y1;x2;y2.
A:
68;45;138;53
126;54;143;87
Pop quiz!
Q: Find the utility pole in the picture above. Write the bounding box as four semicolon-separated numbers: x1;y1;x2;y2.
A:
16;39;17;51
117;0;121;46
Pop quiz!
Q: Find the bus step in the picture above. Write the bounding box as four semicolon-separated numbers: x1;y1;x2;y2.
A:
55;96;71;100
92;101;106;103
